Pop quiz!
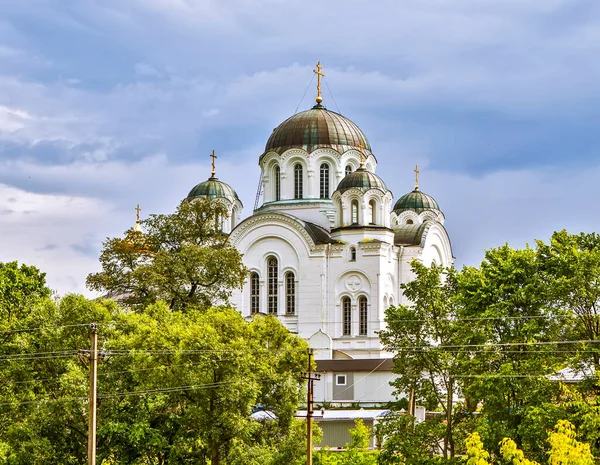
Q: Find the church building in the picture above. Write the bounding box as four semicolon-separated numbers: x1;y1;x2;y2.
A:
186;63;453;406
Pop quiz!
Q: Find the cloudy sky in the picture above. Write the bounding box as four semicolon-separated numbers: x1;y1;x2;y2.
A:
1;0;600;295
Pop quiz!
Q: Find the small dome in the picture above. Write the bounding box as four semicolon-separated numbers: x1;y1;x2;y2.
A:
393;189;440;214
187;176;240;204
336;167;387;194
263;104;372;156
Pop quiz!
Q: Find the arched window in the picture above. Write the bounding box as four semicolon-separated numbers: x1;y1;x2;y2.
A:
342;297;351;336
406;219;414;225
285;271;295;315
250;273;260;314
345;165;352;176
267;257;278;314
231;208;237;230
274;165;281;201
294;164;303;199
369;199;376;225
351;200;359;224
320;163;330;198
359;296;368;336
350;247;356;261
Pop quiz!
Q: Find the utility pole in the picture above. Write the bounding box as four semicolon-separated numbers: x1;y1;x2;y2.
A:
301;348;321;465
78;323;100;465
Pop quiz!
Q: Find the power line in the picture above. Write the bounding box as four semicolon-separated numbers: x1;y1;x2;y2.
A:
0;323;93;335
388;339;600;351
0;381;236;408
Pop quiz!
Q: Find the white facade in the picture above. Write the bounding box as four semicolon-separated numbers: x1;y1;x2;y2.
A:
194;102;454;405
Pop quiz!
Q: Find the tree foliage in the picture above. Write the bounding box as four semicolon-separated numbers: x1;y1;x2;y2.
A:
380;262;464;459
86;198;247;311
0;281;309;464
380;231;600;463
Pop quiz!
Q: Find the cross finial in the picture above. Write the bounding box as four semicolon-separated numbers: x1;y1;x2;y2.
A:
135;204;141;223
358;139;365;168
313;61;325;104
210;149;217;176
414;164;420;190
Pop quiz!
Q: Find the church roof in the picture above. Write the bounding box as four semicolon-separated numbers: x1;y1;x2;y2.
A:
393;189;440;214
335;167;387;194
393;222;429;246
186;176;241;204
262;104;372;157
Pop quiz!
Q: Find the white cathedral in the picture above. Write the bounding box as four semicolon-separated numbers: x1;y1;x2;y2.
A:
186;66;453;406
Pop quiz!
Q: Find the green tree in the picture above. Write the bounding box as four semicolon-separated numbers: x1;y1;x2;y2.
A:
86;198;247;311
456;245;565;457
536;230;600;371
380;261;464;459
0;291;309;464
0;261;51;324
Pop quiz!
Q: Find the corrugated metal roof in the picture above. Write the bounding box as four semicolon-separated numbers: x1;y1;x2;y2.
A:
335;167;387;194
316;358;394;372
296;409;391;421
393;189;440;214
187;176;240;204
262;104;373;157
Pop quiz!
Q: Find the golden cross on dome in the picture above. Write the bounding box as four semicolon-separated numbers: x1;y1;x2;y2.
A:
210;149;217;176
414;164;420;190
358;139;365;167
313;61;325;104
135;204;141;223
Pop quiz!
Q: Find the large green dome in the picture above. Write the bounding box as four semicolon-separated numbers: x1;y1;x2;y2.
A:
263;104;371;156
187;176;240;204
393;189;440;214
336;167;387;194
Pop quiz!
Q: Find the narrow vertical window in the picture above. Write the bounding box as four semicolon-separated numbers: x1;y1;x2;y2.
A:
250;273;259;314
350;247;356;261
342;297;351;336
267;257;278;314
345;165;352;176
274;165;281;201
359;296;368;336
351;200;359;224
369;199;376;225
285;271;295;315
294;164;303;199
320;163;330;198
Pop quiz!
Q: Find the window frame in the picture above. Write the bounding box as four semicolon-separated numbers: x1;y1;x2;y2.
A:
267;256;278;314
294;163;303;199
285;271;295;315
351;200;359;224
336;374;347;386
342;296;351;336
320;163;330;199
250;272;260;314
359;296;368;336
274;165;281;201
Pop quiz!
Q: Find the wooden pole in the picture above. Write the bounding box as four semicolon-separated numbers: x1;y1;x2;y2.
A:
88;323;98;465
306;348;313;465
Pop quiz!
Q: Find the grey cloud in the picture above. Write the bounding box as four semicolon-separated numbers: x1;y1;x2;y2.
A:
36;243;59;251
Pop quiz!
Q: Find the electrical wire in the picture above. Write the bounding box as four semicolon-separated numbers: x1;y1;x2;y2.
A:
323;76;342;114
294;73;315;114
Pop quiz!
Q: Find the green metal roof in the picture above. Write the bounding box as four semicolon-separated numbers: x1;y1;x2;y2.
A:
393;189;440;214
262;104;372;157
186;176;240;204
335;168;387;194
393;222;428;246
